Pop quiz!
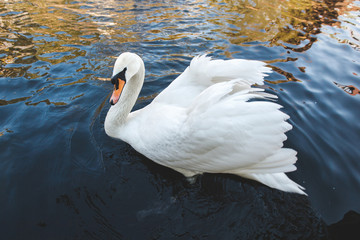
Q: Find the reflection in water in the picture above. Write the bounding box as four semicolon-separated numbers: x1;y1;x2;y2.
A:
0;0;357;87
1;0;360;238
207;0;338;47
334;82;360;96
206;0;359;84
0;128;13;137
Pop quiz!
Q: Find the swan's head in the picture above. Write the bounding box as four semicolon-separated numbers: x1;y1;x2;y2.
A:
109;52;145;105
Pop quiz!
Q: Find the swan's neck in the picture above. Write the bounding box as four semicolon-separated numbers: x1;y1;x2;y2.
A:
105;71;144;138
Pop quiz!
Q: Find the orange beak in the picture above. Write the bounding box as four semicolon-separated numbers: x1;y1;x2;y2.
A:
110;78;126;105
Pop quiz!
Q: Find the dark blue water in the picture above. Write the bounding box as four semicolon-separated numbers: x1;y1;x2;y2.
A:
1;0;360;239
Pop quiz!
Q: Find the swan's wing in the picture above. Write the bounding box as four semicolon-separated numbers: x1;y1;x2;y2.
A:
166;81;297;176
130;80;303;194
153;55;272;107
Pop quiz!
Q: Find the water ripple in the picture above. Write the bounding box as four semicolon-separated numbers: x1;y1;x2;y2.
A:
1;0;360;238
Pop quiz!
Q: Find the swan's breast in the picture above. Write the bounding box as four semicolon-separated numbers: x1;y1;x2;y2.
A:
123;103;189;162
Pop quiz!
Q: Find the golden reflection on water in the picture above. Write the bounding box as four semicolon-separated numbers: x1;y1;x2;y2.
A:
0;0;347;56
2;0;357;50
0;0;359;106
1;0;356;58
208;0;339;48
334;82;360;96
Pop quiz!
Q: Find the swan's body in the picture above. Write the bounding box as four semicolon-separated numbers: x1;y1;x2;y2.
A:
105;52;306;195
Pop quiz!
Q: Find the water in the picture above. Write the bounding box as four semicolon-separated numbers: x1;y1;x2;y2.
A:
1;0;360;239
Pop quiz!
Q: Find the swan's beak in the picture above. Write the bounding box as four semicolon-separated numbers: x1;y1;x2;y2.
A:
110;79;125;105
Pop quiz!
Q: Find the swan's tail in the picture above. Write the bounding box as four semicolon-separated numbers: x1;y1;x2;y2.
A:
226;148;306;195
242;172;307;195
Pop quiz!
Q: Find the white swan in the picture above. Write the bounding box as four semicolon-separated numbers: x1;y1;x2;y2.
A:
105;52;306;195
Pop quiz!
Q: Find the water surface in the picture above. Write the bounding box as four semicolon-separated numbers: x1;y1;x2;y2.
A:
1;0;360;239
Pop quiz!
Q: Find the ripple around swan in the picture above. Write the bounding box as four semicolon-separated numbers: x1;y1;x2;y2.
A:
0;0;360;239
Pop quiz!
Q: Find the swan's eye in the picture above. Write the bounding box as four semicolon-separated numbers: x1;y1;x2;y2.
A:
111;67;127;87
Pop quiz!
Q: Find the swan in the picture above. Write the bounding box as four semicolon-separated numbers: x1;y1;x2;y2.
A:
104;52;306;195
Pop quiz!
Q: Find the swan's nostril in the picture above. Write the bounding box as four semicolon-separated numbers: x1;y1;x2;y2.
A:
110;99;114;105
